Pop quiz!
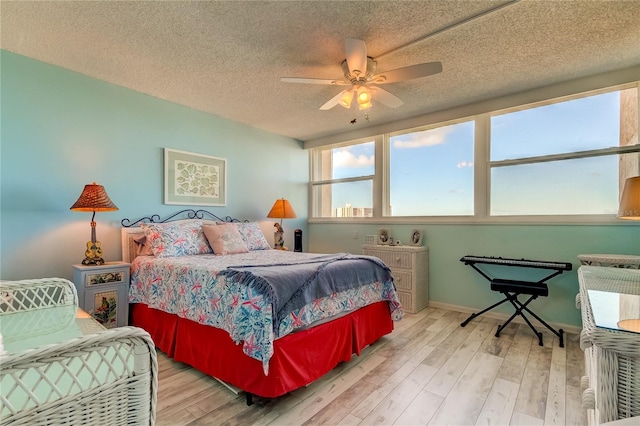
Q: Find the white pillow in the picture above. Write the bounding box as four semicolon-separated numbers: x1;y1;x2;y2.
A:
202;223;249;255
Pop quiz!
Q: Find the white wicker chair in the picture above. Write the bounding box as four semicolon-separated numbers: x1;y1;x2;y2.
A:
578;266;640;425
0;278;157;425
0;278;78;313
0;327;158;425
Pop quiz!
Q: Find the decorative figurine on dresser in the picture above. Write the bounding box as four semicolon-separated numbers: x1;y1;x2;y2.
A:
72;262;130;328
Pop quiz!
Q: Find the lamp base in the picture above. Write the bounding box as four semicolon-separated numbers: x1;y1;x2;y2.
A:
82;240;105;266
273;232;284;250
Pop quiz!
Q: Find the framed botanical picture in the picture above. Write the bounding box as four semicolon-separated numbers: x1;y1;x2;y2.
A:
410;229;424;246
164;148;227;206
378;228;391;245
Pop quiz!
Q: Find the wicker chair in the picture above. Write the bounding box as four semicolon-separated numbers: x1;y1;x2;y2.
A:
0;278;157;425
578;266;640;425
0;278;78;313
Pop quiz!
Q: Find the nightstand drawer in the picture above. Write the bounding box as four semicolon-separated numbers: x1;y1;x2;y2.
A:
391;269;413;291
84;270;127;286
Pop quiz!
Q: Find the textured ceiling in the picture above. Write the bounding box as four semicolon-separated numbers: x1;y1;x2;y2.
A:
2;0;640;143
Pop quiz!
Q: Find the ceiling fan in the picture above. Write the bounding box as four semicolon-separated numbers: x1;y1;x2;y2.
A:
281;38;442;111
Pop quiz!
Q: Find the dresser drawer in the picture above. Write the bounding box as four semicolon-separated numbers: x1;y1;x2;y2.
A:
396;291;413;312
366;249;413;269
362;244;428;314
391;269;413;291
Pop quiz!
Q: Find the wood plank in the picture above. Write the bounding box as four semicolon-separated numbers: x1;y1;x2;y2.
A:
359;363;438;425
497;323;535;384
423;317;497;397
393;388;444;426
428;352;504;425
303;380;379;425
478;321;518;358
421;315;479;369
156;380;235;422
543;341;567;426
224;393;302;426
513;333;553;420
510;411;544;426
187;396;253;425
352;344;437;419
474;378;519;426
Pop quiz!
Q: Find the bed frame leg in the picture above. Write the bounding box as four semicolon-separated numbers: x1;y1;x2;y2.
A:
245;392;254;406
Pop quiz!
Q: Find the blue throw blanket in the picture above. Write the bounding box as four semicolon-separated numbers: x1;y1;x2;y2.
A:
218;253;394;334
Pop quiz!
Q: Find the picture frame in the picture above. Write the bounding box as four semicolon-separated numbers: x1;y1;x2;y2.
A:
92;290;118;329
164;148;227;206
378;228;391;245
410;229;424;246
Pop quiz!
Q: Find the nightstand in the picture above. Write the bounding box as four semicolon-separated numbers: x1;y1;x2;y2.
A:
362;244;429;313
72;261;130;328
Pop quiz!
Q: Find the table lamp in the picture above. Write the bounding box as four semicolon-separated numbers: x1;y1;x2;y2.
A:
618;176;640;220
267;198;297;249
70;182;119;265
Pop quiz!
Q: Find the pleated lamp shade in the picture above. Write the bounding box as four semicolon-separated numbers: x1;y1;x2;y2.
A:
267;198;297;219
618;176;640;220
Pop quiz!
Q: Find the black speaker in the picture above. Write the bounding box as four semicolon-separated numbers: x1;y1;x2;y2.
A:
294;229;303;252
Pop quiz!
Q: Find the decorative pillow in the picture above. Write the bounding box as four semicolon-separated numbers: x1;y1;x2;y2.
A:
202;224;249;255
140;221;212;258
235;222;272;250
133;234;154;256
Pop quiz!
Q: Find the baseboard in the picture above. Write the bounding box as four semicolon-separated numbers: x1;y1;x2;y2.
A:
427;300;582;336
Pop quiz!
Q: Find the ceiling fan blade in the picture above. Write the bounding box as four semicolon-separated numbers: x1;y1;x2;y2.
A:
371;87;404;108
319;90;349;110
281;77;349;85
373;62;442;84
345;38;367;77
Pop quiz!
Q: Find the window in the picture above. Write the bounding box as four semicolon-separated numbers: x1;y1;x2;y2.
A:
389;120;475;216
311;140;375;218
309;84;639;221
490;89;639;216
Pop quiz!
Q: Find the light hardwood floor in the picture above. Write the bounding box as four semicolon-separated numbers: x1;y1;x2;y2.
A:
155;307;586;425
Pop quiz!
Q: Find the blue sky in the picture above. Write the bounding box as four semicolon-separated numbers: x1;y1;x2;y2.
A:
330;91;626;216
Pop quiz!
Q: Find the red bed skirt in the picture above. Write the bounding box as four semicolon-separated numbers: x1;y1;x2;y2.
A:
130;301;394;398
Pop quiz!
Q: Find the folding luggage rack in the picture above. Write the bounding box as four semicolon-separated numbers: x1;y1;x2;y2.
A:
459;255;572;347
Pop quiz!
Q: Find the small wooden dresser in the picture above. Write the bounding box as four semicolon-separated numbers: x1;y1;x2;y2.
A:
362;244;429;313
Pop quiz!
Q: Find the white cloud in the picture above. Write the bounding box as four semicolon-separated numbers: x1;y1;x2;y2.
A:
334;149;374;168
457;161;474;168
392;126;451;149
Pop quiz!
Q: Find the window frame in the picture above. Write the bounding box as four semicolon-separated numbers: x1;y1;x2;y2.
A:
309;82;640;225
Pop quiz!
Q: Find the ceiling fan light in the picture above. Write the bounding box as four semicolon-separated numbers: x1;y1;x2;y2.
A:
356;86;371;104
358;101;372;110
339;91;353;108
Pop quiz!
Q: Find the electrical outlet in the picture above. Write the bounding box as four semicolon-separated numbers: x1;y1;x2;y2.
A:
352;231;359;239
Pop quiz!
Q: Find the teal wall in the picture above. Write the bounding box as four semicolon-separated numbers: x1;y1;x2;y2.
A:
0;50;308;280
309;223;640;327
2;50;638;329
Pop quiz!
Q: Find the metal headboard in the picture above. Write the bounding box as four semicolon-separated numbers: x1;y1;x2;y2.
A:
121;209;244;228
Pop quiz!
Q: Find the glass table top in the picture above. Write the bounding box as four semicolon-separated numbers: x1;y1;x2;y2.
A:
587;289;640;334
0;306;96;355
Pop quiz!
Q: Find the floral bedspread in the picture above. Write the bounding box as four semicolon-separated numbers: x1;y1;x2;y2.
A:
129;250;403;374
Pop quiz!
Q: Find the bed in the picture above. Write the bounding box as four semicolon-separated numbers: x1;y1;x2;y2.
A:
121;210;403;402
